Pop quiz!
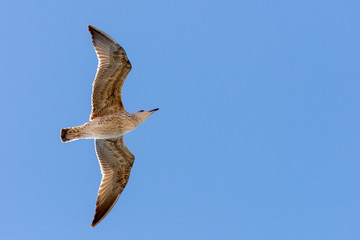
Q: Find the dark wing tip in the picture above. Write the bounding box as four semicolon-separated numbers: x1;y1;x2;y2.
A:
91;208;106;228
90;192;122;228
90;205;113;228
88;24;100;32
88;25;99;46
88;25;97;36
91;218;99;228
88;25;102;39
87;25;119;49
91;207;104;227
88;25;99;34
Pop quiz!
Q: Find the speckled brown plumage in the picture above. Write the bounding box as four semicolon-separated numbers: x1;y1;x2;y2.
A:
60;25;158;227
92;137;134;227
88;25;132;120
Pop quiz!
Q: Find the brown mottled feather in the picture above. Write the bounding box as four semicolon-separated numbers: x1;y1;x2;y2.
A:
88;25;132;120
92;136;135;227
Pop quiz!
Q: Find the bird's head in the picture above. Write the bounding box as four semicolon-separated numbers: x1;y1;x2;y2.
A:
133;108;159;125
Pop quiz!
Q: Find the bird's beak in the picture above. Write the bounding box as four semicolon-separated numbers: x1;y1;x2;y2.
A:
149;108;159;113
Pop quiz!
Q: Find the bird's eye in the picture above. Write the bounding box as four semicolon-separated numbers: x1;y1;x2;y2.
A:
139;110;144;112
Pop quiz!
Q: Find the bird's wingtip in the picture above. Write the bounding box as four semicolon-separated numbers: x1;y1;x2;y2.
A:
88;25;95;32
91;220;98;228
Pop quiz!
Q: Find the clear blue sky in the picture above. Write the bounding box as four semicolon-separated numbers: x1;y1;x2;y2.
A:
1;0;359;239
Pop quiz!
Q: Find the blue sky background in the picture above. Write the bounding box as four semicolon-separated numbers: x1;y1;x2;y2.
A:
1;0;359;239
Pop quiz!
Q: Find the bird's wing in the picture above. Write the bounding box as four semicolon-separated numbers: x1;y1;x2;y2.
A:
92;136;135;227
88;25;132;120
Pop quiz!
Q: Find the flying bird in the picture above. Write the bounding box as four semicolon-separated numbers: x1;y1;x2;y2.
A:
60;25;158;227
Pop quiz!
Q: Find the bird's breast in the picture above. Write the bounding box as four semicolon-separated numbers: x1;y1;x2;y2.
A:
84;114;137;139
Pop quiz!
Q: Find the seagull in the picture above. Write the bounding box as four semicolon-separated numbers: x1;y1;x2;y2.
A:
60;25;158;227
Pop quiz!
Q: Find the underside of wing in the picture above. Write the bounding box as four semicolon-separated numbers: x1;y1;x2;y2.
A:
88;25;132;120
92;137;135;227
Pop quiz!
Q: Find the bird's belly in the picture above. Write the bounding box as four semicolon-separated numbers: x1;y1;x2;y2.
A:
83;116;136;139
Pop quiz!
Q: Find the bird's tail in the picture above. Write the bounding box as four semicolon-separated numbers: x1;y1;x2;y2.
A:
61;127;82;143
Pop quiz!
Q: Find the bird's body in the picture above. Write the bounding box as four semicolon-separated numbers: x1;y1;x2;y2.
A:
60;25;158;227
62;111;140;141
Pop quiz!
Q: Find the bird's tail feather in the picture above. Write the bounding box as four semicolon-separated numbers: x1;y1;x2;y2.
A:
61;127;82;143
